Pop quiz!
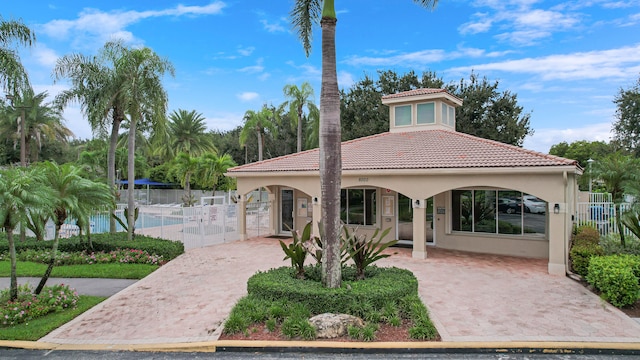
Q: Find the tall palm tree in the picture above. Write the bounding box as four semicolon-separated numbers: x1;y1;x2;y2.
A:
0;166;54;301
53;40;131;233
0;17;35;96
1;90;74;163
239;105;277;162
282;82;318;153
33;161;114;294
290;0;438;288
116;46;174;239
195;152;237;194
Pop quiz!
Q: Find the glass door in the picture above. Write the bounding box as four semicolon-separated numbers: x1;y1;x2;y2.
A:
397;194;435;245
280;189;294;233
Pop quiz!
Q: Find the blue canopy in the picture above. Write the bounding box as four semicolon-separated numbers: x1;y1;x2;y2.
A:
117;178;173;187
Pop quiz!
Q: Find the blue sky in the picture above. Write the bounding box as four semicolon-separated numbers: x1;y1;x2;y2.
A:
4;0;640;153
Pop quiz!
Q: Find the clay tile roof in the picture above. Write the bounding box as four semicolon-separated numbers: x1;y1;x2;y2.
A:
381;88;463;103
227;130;578;174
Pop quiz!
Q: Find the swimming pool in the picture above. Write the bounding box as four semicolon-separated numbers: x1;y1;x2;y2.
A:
90;213;183;233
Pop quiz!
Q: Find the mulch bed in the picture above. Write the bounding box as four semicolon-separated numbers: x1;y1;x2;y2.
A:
219;319;439;342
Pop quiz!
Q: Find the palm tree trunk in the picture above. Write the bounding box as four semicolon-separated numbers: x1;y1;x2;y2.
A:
35;224;61;295
7;226;18;301
257;131;263;161
617;204;626;247
108;117;122;233
127;118;137;241
297;106;303;153
319;15;341;289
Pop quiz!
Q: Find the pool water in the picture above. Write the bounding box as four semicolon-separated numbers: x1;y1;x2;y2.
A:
90;213;183;233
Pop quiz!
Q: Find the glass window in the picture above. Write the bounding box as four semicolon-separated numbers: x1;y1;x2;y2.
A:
441;104;447;126
448;106;455;127
451;189;546;237
417;103;435;124
452;190;472;231
497;190;522;234
341;189;377;226
395;105;412;126
474;190;496;233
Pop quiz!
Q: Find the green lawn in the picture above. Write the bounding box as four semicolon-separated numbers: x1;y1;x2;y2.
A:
0;296;106;341
0;260;157;279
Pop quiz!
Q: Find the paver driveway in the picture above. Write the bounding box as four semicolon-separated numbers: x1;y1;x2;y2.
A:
40;237;640;345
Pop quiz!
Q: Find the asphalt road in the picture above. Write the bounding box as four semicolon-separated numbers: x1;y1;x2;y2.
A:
0;349;638;359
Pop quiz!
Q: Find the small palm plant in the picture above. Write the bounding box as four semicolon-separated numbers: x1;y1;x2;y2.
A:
342;227;397;280
280;222;318;279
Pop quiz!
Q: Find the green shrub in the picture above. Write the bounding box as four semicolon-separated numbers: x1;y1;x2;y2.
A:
281;316;316;340
586;255;640;308
573;226;600;246
600;234;640;256
570;244;604;276
265;318;277;332
0;233;184;260
341;227;398;280
1;283;79;326
247;266;418;315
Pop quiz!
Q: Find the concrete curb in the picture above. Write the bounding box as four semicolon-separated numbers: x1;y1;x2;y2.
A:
2;340;640;355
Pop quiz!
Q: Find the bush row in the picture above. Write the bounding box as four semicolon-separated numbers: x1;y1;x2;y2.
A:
0;233;184;261
247;265;418;315
586;254;640;308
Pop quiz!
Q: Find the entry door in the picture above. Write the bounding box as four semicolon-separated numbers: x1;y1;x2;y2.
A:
280;189;294;233
397;194;435;245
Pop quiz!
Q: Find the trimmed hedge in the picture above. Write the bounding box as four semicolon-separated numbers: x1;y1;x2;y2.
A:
0;233;184;261
573;225;601;247
570;243;604;277
247;266;418;315
586;254;640;308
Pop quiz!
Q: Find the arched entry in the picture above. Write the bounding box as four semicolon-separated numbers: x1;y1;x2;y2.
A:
397;193;435;246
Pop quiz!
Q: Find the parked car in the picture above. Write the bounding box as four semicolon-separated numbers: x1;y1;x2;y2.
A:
498;198;522;214
522;195;546;214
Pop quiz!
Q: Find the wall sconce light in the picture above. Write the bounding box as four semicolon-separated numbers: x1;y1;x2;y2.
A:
554;203;560;214
313;197;318;204
414;199;420;206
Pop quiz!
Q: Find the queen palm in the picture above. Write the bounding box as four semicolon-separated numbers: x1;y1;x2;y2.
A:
53;40;131;233
0;166;54;301
282;82;318;153
1;90;73;163
172;152;199;206
0;17;35;95
116;46;174;239
196;152;237;194
239;105;277;162
34;161;114;294
290;0;438;287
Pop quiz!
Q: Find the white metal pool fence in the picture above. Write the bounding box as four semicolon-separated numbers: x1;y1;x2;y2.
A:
575;201;633;237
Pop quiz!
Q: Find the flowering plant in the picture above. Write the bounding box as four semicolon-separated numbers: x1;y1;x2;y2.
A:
1;283;79;327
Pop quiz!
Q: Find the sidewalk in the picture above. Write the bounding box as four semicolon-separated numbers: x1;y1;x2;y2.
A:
0;277;137;297
4;237;640;350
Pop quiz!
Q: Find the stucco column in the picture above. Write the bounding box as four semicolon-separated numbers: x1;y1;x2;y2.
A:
547;202;567;275
312;196;321;238
268;193;277;235
412;199;427;259
238;195;247;241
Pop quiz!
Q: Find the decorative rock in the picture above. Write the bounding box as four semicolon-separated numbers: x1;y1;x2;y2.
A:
308;313;364;339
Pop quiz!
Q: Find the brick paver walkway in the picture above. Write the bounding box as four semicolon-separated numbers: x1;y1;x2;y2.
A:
40;237;640;345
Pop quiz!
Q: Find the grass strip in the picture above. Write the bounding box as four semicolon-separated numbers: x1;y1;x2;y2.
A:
0;295;106;341
0;261;157;279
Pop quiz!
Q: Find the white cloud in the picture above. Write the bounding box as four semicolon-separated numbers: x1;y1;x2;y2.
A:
39;2;226;48
237;46;255;56
338;71;355;89
344;49;447;67
260;19;286;33
238;58;265;74
237;92;259;102
32;44;59;67
205;112;244;132
448;44;640;81
523;122;613;153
